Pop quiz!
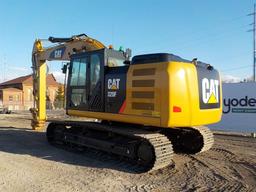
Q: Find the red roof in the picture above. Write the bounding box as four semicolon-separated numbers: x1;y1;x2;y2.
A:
0;74;59;87
0;88;22;92
0;74;31;86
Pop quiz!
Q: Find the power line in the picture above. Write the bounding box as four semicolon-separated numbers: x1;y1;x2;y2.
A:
140;20;249;54
139;13;249;54
141;26;248;54
221;65;252;72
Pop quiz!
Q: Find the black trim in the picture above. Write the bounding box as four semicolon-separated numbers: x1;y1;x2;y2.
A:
131;53;191;65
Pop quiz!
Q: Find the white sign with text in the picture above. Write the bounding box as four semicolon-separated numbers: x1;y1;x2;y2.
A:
209;82;256;133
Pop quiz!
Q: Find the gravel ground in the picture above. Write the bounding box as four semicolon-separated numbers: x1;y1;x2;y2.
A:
0;112;255;192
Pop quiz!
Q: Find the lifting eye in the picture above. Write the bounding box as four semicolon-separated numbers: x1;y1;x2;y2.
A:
207;64;214;70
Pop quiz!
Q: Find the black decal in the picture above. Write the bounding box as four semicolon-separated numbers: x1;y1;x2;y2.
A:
197;65;220;109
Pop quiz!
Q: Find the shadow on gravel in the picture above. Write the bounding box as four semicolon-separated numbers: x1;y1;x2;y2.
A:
0;126;173;174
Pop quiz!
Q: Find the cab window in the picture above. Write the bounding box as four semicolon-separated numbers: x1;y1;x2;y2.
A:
70;58;87;107
70;58;87;86
90;54;101;96
107;57;125;67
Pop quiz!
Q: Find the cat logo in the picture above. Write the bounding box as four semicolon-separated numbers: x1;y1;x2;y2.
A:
202;78;219;104
50;47;66;59
108;78;120;90
54;50;62;58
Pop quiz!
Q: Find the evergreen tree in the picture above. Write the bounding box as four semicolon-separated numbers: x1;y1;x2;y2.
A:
54;85;64;109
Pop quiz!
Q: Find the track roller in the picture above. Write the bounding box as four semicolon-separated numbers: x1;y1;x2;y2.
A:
165;126;214;154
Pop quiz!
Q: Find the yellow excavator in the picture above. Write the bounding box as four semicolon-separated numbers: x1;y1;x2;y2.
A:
31;34;222;172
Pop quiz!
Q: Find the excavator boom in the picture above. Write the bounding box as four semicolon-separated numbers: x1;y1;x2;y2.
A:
31;34;105;130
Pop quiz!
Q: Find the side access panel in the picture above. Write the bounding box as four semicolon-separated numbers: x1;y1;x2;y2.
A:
105;66;129;113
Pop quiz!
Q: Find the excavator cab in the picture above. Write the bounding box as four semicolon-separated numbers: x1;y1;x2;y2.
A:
66;48;128;113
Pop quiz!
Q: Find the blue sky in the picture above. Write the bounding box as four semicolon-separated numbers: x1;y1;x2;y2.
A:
0;0;255;82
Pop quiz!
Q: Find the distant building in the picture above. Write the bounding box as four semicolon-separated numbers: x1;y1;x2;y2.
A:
0;74;60;110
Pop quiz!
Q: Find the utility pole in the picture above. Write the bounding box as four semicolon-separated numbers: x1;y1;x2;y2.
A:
247;4;256;82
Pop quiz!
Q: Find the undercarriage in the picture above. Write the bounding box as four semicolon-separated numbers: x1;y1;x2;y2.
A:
46;121;214;172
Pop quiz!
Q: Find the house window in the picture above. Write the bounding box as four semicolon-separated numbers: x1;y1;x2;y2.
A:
14;95;20;101
52;90;55;100
9;96;13;102
28;89;33;101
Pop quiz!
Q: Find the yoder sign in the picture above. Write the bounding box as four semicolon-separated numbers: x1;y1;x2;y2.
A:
209;82;256;133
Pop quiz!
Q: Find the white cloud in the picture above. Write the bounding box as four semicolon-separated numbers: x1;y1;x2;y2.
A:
0;65;32;83
0;69;65;84
244;75;254;82
51;71;66;83
221;74;242;83
8;66;31;72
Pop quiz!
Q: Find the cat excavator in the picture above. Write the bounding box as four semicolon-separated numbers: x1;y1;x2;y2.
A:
31;34;222;172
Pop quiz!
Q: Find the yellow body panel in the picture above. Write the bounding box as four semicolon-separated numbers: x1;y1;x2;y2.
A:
123;63;162;118
163;61;222;127
68;110;160;126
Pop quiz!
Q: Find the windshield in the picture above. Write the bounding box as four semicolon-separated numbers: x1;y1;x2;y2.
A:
107;57;125;67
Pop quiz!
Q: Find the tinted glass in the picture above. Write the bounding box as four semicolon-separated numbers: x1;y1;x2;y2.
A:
70;59;80;86
70;58;87;86
78;58;87;86
90;54;101;95
70;58;88;107
107;57;125;67
71;89;87;107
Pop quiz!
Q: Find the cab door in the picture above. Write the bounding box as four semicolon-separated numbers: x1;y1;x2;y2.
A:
67;50;104;112
88;52;104;111
67;55;89;110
